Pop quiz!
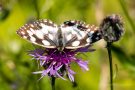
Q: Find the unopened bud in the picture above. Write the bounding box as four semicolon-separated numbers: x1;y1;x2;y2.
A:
100;14;124;42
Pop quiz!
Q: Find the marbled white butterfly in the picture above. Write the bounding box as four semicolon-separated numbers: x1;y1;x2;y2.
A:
17;19;102;51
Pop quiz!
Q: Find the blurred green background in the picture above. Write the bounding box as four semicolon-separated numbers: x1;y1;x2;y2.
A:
0;0;135;90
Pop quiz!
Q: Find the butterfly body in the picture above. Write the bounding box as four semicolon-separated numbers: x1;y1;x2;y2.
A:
57;28;65;51
17;19;102;51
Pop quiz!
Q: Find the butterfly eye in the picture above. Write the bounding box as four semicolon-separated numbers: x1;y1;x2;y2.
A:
64;21;75;26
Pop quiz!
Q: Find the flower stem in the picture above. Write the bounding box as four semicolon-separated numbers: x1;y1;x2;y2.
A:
107;42;113;90
51;77;56;90
72;81;77;88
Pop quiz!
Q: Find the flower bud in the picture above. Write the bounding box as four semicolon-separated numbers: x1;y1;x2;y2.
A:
100;14;124;42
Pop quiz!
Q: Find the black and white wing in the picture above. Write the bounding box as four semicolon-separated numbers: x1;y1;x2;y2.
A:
61;20;102;49
17;19;58;48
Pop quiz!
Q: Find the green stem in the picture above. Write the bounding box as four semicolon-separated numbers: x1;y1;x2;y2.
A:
72;81;77;88
118;0;135;32
51;77;56;90
33;0;40;19
107;42;113;90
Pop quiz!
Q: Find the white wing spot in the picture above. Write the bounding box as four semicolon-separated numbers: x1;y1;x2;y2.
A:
95;27;98;30
71;30;77;35
30;36;36;42
23;26;27;29
40;23;48;34
41;28;48;34
49;21;53;24
88;31;94;36
30;24;34;27
30;28;35;34
35;30;44;39
87;29;90;32
54;24;57;27
86;38;91;43
21;31;25;35
80;31;86;37
27;30;33;36
44;20;47;22
67;34;72;41
48;34;54;40
71;21;75;23
90;31;94;34
86;25;89;28
42;40;50;46
40;23;45;27
23;36;27;39
72;41;80;46
73;31;86;40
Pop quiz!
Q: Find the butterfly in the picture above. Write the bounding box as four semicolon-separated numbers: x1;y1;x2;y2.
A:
17;19;102;51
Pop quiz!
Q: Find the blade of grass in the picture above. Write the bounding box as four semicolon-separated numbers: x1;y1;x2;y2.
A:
112;45;135;72
33;0;40;19
118;0;135;32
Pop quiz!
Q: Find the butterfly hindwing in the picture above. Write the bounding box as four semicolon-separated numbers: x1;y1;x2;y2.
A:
17;19;59;48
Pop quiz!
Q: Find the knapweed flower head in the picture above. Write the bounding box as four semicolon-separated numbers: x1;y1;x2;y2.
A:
100;14;124;42
29;46;93;82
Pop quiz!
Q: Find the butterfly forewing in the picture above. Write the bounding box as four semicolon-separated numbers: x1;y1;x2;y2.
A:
61;20;102;49
17;19;59;48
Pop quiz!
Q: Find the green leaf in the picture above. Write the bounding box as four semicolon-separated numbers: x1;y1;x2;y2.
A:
112;45;135;72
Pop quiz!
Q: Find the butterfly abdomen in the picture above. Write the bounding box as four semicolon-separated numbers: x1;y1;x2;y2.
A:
57;28;65;51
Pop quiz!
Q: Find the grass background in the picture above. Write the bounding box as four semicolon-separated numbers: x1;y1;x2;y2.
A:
0;0;135;90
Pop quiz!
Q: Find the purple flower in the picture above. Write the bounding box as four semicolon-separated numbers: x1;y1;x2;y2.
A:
29;45;93;82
